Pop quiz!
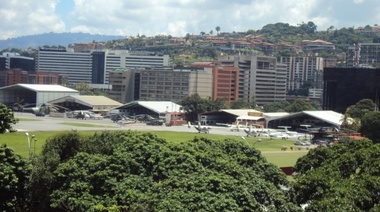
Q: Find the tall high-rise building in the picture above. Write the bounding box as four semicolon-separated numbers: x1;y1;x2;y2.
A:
347;43;380;68
279;56;324;91
323;67;380;113
217;54;287;106
35;48;170;85
35;47;93;84
188;62;239;103
211;66;239;103
104;50;170;83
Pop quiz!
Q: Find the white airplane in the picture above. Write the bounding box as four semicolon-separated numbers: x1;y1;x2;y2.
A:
277;126;312;140
243;125;260;137
193;122;211;134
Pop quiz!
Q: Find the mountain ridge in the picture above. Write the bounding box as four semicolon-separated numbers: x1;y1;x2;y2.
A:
0;32;124;50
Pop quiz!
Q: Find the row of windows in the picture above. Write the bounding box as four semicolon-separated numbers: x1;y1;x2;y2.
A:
141;90;188;95
140;94;184;99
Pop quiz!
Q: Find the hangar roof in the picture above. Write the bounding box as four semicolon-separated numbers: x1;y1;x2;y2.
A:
270;110;344;127
2;83;78;92
219;109;263;117
116;101;182;113
49;95;122;108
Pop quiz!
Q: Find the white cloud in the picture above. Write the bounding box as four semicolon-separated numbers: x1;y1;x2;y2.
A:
353;0;365;4
0;0;65;39
1;0;380;40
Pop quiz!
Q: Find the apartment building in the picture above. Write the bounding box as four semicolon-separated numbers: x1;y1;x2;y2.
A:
109;67;213;103
35;47;93;84
279;56;324;90
217;54;287;106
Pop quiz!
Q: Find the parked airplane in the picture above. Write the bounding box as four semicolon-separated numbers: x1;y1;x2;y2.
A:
277;126;310;140
194;122;211;134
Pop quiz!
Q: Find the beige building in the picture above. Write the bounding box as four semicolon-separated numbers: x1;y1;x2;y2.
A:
109;67;213;103
218;54;287;106
188;67;213;99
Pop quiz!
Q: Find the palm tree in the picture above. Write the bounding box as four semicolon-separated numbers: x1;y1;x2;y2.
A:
215;26;221;35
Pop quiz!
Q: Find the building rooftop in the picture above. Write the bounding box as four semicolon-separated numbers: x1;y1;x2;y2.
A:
117;101;182;113
3;84;78;92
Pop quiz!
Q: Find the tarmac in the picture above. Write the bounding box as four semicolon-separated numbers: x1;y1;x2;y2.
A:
13;112;250;137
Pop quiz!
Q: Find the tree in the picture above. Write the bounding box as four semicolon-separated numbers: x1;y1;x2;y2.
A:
180;94;226;122
263;101;290;112
45;131;300;211
0;144;30;211
215;26;221;35
284;99;316;112
343;99;376;131
180;93;207;121
360;111;380;143
230;99;250;109
346;99;376;119
27;131;84;211
293;139;380;211
74;82;93;95
0;103;18;133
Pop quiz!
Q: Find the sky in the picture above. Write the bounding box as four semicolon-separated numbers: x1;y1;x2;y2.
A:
1;0;380;40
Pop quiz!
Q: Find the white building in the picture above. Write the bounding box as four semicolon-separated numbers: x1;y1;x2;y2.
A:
279;56;324;91
35;47;93;84
104;50;170;83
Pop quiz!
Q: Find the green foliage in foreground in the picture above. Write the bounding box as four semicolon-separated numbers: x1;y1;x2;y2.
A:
293;139;380;211
0;103;18;133
360;111;380;144
0;129;304;170
0;144;30;211
28;130;301;211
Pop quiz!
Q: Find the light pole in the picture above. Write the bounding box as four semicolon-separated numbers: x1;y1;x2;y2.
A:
253;139;262;146
241;137;261;148
31;135;37;155
25;132;30;157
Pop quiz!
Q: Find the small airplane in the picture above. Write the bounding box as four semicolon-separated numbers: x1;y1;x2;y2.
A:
117;118;137;126
194;122;211;134
243;125;259;137
277;126;309;140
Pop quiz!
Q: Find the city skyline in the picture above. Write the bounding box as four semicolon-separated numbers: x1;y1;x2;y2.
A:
1;0;379;40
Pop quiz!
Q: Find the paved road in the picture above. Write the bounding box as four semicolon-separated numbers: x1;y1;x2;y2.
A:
13;112;249;137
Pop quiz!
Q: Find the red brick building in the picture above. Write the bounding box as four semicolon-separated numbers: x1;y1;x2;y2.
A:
212;66;239;103
5;69;60;86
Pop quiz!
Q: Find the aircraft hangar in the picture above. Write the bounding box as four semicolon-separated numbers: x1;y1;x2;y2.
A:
0;83;79;108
